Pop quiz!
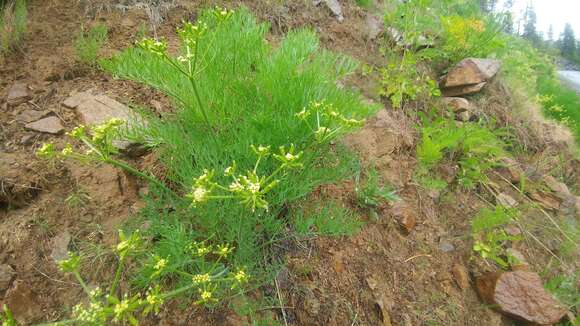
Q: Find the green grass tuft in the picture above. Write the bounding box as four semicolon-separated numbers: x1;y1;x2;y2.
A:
0;0;26;55
74;23;108;65
293;201;363;237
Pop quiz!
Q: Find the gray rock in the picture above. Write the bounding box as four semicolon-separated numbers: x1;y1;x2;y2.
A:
0;264;16;291
24;116;64;134
20;133;36;145
50;231;71;263
7;83;31;106
316;0;344;22
365;15;382;40
438;240;455;253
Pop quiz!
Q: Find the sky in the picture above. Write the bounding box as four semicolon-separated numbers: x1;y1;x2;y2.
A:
506;0;580;39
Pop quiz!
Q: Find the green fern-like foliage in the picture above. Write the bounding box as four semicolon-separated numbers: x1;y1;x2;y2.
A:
100;7;377;292
471;206;520;269
416;118;507;189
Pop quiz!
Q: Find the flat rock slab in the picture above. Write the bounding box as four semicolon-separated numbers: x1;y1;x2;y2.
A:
63;92;131;125
50;231;71;263
476;271;566;325
6;83;31;106
442;58;501;88
15;109;49;123
4;280;43;324
24;116;64;134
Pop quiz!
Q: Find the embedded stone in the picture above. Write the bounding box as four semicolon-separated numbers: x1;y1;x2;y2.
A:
443;97;471;113
365;15;383;40
50;231;71;263
529;191;561;211
498;158;523;184
4;280;43;324
496;193;517;208
543;175;571;199
6;83;31;106
476;271;566;325
390;201;416;233
506;248;529;271
323;0;344;22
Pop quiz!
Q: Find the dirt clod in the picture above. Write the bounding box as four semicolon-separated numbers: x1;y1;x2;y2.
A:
0;153;42;208
4;280;43;324
0;264;16;291
390;201;416;233
475;271;567;325
451;263;470;290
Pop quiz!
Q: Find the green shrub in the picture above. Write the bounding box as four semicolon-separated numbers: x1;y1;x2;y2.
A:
433;14;505;65
37;7;376;320
0;0;26;55
379;50;441;109
355;0;373;8
355;168;399;218
96;6;374;302
74;23;108;65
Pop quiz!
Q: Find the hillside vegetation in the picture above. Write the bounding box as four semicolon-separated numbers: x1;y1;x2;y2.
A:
0;0;578;325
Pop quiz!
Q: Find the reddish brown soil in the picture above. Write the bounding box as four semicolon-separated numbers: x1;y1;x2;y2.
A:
0;1;577;325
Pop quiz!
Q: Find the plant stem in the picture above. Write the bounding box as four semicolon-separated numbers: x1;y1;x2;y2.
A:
189;76;214;135
104;158;179;200
73;271;92;297
109;256;125;297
